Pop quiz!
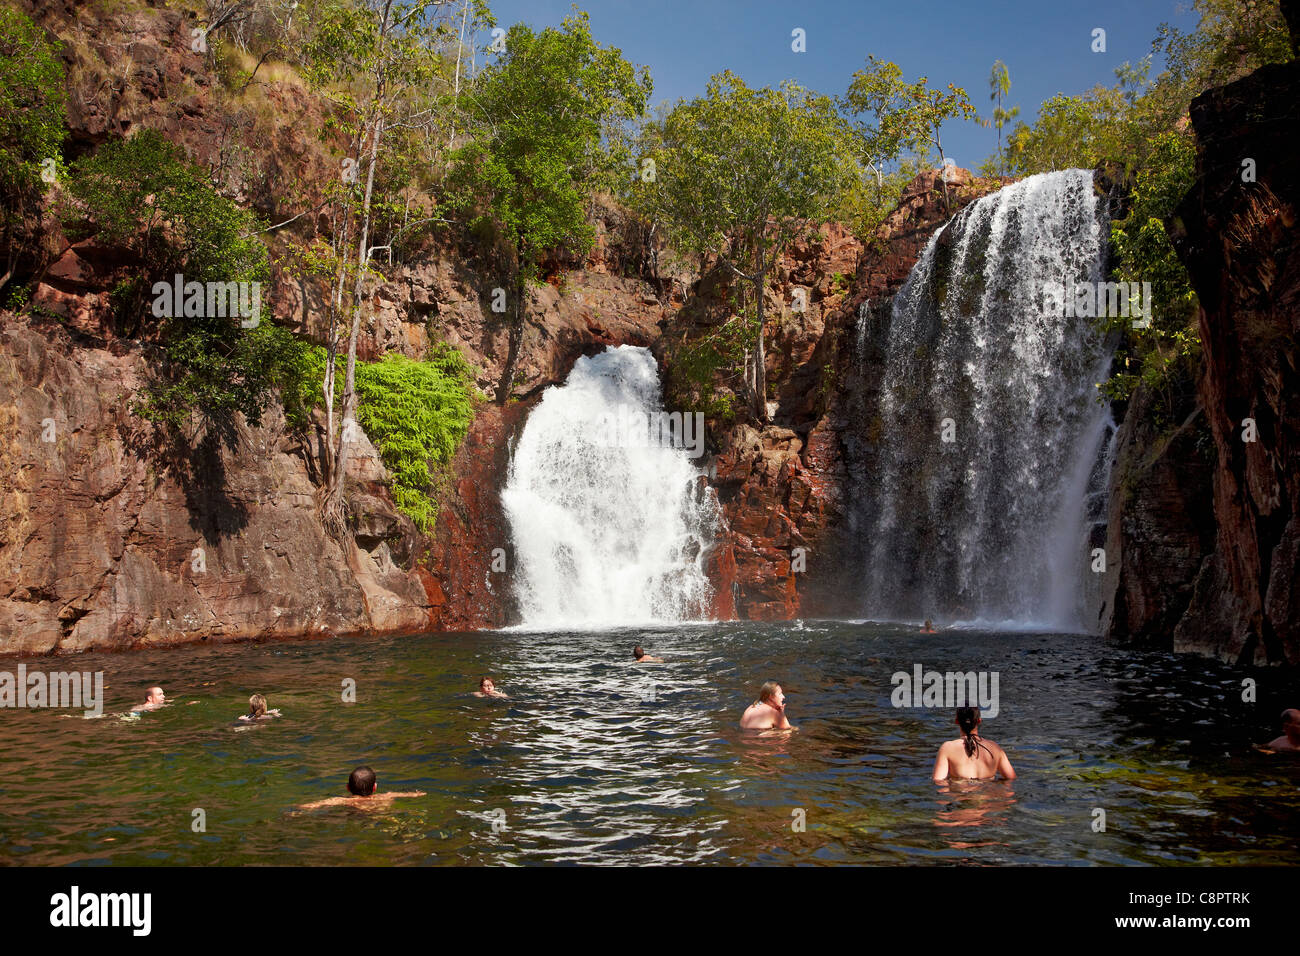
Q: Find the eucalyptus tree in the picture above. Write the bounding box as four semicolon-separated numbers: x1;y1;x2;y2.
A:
843;57;977;209
302;0;458;537
446;10;650;403
644;72;856;421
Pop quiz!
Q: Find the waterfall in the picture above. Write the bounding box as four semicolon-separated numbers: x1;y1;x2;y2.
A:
852;169;1116;631
503;345;720;628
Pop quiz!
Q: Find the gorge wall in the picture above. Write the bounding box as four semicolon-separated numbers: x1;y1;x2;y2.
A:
1099;10;1299;666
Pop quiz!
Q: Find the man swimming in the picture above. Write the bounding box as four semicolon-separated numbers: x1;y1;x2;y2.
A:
473;676;508;698
921;619;937;633
633;645;664;663
932;706;1016;781
297;766;425;810
236;694;281;722
1266;708;1300;753
740;681;794;730
132;686;166;713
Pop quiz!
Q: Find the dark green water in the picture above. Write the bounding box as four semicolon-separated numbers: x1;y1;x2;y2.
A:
2;621;1298;866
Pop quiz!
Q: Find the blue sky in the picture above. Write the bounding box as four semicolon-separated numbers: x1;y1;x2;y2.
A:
482;0;1199;170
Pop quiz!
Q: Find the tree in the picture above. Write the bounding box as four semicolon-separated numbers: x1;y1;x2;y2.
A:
0;7;66;295
842;57;978;211
64;129;306;437
446;10;650;403
987;60;1019;176
909;77;978;208
647;72;857;420
301;0;458;538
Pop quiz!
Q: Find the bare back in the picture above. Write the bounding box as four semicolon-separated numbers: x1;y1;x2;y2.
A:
933;736;1014;781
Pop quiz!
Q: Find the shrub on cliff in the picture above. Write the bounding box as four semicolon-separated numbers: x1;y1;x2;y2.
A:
64;128;310;435
296;342;477;532
0;7;66;296
353;346;476;532
1003;0;1292;412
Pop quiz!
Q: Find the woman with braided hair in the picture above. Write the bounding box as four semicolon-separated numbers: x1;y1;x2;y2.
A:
931;707;1016;782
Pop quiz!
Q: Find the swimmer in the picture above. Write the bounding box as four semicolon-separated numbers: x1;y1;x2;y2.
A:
236;693;282;723
473;676;508;698
740;680;794;730
1265;708;1300;753
633;645;664;663
932;706;1015;782
921;619;937;634
297;766;425;811
132;686;166;713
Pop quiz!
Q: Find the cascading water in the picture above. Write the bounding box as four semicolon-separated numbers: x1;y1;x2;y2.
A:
503;345;720;628
851;169;1116;631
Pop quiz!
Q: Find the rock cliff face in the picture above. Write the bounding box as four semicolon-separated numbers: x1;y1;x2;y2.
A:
1101;18;1299;666
1167;44;1300;665
0;317;431;652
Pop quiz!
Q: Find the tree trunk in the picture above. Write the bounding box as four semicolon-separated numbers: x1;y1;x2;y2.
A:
753;262;768;424
322;107;384;538
495;270;526;404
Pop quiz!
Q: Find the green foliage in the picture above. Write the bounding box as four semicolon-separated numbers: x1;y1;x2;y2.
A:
1100;129;1200;405
68;129;268;285
1004;0;1291;410
352;346;476;532
646;71;856;279
446;10;650;282
666;312;757;424
1004;88;1129;175
839;56;978;225
986;60;1019;177
0;7;66;282
65;129;292;431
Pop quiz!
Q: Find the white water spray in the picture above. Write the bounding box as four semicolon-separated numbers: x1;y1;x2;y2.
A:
503;346;720;628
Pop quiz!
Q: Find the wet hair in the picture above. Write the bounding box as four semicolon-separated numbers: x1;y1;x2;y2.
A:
479;676;492;689
956;707;992;759
633;646;645;659
347;766;377;796
248;694;267;717
1283;708;1300;726
759;681;781;703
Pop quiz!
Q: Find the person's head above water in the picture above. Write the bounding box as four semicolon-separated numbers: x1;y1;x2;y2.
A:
1282;708;1300;735
145;686;165;705
347;766;377;797
956;706;983;756
633;646;645;660
479;676;495;693
248;694;267;717
758;681;784;707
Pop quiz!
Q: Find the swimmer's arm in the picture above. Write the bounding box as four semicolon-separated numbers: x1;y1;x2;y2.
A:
932;746;950;782
996;748;1016;781
297;797;348;810
385;791;426;798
